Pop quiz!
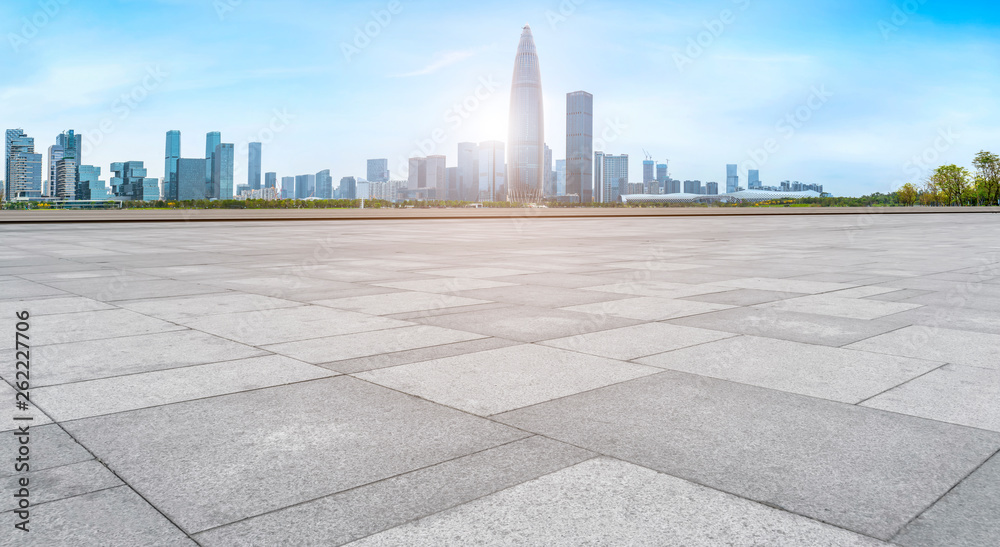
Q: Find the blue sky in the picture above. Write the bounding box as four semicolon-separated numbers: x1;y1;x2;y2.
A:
2;0;998;196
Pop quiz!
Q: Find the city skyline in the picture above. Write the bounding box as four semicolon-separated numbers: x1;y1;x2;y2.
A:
2;1;998;197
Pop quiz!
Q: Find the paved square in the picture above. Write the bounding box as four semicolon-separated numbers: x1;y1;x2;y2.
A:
2;213;999;545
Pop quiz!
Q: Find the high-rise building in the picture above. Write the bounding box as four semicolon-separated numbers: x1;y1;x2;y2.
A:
281;176;295;199
367;159;389;183
643;160;655;191
164;130;181;201
566;91;594;203
593;151;605;203
507;25;545;203
726;164;739;193
54;130;82;199
46;144;64;197
112;161;159;201
205;132;221;189
295;174;316;199
211;143;235;199
555;160;566;196
603;154;629;202
408;157;427;189
77;165;107;200
748;169;760;190
665;180;681;194
248;142;262;190
683;180;702;194
176;158;207;201
478;141;505;202
543;144;555;197
706;182;719;195
426;155;446;199
340;176;357;200
316;170;333;199
446;167;458;201
265;172;277;189
4;129;42;201
457;142;479;201
656;163;668;188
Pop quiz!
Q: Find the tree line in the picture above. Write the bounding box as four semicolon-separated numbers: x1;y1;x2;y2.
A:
896;151;1000;206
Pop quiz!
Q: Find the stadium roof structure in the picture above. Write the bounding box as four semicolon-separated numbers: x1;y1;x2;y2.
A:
620;190;822;205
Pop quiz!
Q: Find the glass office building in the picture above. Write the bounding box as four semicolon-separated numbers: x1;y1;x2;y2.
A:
566;91;593;202
211;143;235;199
506;25;545;203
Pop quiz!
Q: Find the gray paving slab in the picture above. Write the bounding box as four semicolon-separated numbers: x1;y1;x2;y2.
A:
62;377;528;533
887;305;1000;335
0;486;195;546
637;335;942;403
563;296;733;321
416;266;538;278
413;304;642;342
344;458;886;547
488;272;619;288
33;355;334;422
580;280;734;299
115;292;303;321
373;277;517;293
717;277;859;294
863;364;1000;431
263;325;487;364
847;326;1000;370
668;306;909;346
0;424;92;474
177;305;411;346
324;336;521;374
540;322;736;361
44;277;226;301
314;291;492;315
196;436;594;546
680;288;808;306
893;452;1000;547
27;330;268;387
754;294;923;320
0;279;69;298
0;460;122;512
357;343;661;416
494;370;1000;540
0;296;114;316
453;284;633;307
1;381;52;428
0;309;185;350
382;301;513;321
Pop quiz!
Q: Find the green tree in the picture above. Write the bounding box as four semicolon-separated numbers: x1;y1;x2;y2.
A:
973;150;1000;205
929;165;971;206
897;182;918;206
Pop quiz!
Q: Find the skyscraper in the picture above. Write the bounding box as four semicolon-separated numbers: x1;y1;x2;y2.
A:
706;182;719;195
566;91;594;203
281;176;295;199
726;164;739;193
205;132;221;190
47;144;63;197
54;130;82;199
656;164;668;187
426;155;447;199
77;165;107;200
177;158;208;201
295;174;315;199
367;159;389;183
457;143;479;201
543;144;554;197
265;172;277;189
478;141;506;202
316;170;333;199
340;176;357;200
603;154;629;202
248;142;262;190
408;157;427;189
211;143;235;199
111;161;158;201
507;25;545;203
748;169;760;190
556;159;566;196
5;129;42;201
164;130;180;201
643;160;655;190
593;151;605;203
446;167;458;201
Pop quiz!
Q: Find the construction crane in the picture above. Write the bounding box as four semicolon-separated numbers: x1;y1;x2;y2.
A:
642;149;653;162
